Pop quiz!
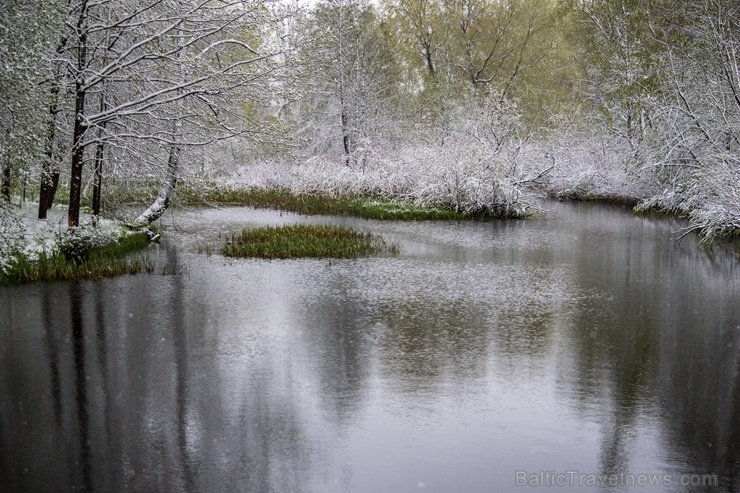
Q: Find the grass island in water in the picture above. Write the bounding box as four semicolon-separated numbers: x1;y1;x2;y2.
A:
222;224;396;259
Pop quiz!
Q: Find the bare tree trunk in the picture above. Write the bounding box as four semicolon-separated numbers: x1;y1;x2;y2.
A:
39;80;62;219
1;165;10;203
134;144;179;225
92;92;106;218
68;103;87;227
38;167;59;218
68;0;89;228
341;108;351;166
424;41;436;81
337;2;351;167
91;144;103;218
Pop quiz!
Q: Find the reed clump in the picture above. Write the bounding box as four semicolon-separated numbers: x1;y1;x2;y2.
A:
222;224;396;259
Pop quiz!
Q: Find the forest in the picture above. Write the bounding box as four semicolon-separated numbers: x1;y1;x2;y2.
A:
1;0;740;270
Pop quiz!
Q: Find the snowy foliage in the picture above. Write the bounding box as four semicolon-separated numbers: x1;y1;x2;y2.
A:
0;202;24;273
635;162;740;243
56;227;116;263
1;202;140;275
219;91;536;216
531;129;662;202
224;143;533;217
0;0;62;185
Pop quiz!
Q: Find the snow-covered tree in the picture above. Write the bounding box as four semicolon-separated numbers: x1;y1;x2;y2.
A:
38;0;292;226
291;0;403;165
0;0;63;205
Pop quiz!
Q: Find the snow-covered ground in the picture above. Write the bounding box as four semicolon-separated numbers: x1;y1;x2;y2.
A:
0;202;133;272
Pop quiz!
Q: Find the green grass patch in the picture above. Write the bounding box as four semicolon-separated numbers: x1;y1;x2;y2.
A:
0;232;152;284
180;186;508;220
222;224;396;259
552;189;639;207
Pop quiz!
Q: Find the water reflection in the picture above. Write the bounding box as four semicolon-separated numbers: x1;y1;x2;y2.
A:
0;202;739;492
42;288;63;428
70;283;92;491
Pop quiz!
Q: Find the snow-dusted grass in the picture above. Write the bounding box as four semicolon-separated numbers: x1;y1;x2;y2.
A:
0;202;152;283
180;187;481;220
1;232;151;283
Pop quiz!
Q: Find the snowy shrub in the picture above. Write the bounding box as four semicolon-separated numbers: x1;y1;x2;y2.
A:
636;161;740;242
0;202;24;273
56;227;116;264
531;128;662;202
394;138;522;213
221;91;535;216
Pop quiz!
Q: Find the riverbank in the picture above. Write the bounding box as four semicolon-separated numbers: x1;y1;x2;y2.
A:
542;188;739;248
177;186;528;221
532;144;740;246
0;203;152;283
175;157;539;220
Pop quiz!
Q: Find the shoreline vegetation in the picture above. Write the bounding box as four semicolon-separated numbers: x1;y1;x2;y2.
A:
0;171;740;284
2;153;738;284
177;186;527;221
0;228;152;284
176;165;738;245
4;0;740;281
0;203;156;284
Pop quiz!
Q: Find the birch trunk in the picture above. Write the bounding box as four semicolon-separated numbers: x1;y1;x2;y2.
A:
134;144;179;225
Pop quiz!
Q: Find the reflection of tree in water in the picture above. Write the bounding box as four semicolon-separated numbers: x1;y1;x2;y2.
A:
656;302;740;492
492;309;554;359
0;284;77;491
306;299;370;421
0;267;318;492
70;283;93;491
488;268;564;365
374;298;489;387
43;288;63;428
296;269;373;425
561;219;740;491
562;228;674;483
114;249;315;493
565;290;660;481
295;259;570;412
296;262;492;414
483;262;570;380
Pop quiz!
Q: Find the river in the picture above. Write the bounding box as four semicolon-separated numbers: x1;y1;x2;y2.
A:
1;201;739;492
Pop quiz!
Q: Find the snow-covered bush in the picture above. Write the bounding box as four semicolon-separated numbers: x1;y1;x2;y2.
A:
530;127;662;202
56;227;115;264
0;202;24;273
636;161;740;242
221;91;535;216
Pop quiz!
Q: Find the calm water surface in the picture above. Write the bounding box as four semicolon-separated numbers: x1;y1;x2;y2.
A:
1;201;739;492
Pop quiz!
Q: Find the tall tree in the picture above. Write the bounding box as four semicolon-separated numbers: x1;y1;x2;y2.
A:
52;0;288;227
385;0;572;126
0;0;62;206
293;0;403;165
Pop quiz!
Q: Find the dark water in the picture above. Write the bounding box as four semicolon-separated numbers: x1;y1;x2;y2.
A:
1;202;739;492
